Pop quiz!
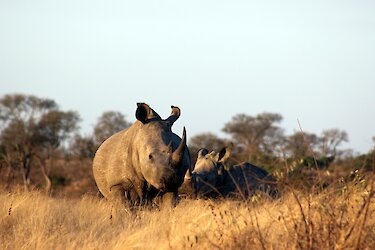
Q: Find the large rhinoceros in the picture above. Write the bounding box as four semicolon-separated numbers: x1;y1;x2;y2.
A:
93;103;190;206
179;147;278;199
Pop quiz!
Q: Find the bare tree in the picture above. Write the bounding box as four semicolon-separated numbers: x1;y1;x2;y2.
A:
222;112;284;161
0;94;58;189
69;134;96;159
0;94;79;192
93;111;131;145
285;131;319;159
32;110;80;193
318;128;348;157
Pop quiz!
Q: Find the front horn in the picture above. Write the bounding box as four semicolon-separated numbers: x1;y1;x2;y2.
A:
171;127;187;167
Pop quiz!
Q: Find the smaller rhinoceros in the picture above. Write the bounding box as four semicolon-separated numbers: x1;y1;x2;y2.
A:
180;147;278;199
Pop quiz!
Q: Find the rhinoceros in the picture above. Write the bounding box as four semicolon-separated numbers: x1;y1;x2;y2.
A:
93;103;190;206
180;147;278;199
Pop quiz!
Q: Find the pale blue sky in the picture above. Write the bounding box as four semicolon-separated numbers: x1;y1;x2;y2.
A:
1;1;374;153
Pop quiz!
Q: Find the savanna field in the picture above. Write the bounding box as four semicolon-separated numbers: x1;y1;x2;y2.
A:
1;175;374;250
1;94;375;249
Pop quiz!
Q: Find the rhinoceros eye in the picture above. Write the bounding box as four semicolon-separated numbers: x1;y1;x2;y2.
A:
148;154;153;160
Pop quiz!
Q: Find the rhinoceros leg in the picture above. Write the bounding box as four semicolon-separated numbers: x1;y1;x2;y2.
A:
107;185;135;218
109;184;129;206
149;191;177;209
161;191;178;209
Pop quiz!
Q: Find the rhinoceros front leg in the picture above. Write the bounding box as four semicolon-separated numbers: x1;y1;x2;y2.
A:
110;183;144;209
108;184;134;218
160;191;178;209
109;184;129;205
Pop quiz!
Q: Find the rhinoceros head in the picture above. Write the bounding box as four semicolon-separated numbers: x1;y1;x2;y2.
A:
186;147;231;197
134;103;189;192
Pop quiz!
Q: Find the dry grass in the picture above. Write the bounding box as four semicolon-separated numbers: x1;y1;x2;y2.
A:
1;177;374;250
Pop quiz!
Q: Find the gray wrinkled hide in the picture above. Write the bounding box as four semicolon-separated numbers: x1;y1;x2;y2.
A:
180;147;278;199
93;103;190;206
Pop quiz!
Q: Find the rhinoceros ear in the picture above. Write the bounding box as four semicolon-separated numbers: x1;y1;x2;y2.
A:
217;146;231;163
197;148;209;159
165;105;180;126
135;103;161;124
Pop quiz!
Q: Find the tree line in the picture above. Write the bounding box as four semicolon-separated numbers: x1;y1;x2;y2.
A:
0;94;373;193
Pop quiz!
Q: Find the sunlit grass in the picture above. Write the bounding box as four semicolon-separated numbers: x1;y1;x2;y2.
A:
1;177;374;249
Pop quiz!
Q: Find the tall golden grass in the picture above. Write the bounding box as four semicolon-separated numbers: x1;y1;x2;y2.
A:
1;177;374;250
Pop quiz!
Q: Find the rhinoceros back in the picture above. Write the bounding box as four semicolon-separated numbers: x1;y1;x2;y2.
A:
222;162;275;198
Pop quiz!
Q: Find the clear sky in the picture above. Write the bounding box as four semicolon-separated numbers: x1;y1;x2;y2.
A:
1;1;374;154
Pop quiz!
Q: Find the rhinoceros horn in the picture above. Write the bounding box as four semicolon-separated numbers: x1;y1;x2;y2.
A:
171;126;187;167
185;170;192;179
